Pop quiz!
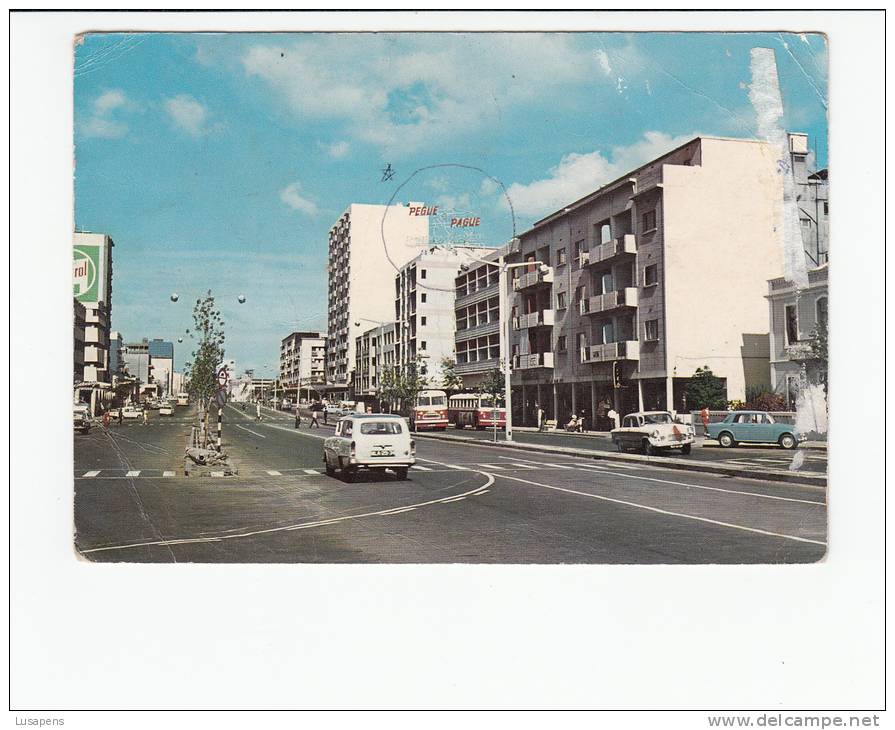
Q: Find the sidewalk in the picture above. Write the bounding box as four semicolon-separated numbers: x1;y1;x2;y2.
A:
511;426;827;450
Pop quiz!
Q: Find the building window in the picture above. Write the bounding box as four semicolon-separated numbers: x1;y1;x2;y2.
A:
816;296;828;326
557;247;566;266
421;293;427;303
644;264;659;287
644;319;659;341
557;335;567;352
598;220;612;244
421;269;427;279
421;341;427;350
574;240;585;265
574;285;585;303
642;209;657;232
421;316;427;326
823;201;828;216
556;291;567;310
785;304;799;344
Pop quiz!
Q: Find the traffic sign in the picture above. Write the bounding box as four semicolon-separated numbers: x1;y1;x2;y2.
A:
217;367;229;386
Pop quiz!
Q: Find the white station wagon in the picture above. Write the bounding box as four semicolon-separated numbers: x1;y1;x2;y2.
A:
611;411;696;456
323;414;415;481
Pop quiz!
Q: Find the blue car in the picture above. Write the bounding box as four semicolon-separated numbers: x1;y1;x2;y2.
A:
705;410;804;450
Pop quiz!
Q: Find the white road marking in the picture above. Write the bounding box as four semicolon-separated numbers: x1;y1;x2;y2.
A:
540;463;574;469
477;463;506;470
83;470;100;477
384;506;418;514
413;465;432;471
442;496;466;503
495;472;826;546
80;470;497;554
163;471;175;477
575;463;607;469
302;468;320;475
210;471;225;477
234;424;267;438
474;489;489;495
503;463;539;470
267;470;282;476
126;470;140;477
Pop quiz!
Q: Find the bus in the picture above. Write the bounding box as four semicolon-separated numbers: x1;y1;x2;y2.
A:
410;389;449;431
448;393;506;430
176;393;189;406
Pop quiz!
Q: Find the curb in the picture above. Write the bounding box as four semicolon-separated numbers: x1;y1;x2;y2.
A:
412;432;827;487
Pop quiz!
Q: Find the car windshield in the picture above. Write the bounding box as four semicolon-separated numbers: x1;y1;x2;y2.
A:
643;413;673;424
360;421;403;435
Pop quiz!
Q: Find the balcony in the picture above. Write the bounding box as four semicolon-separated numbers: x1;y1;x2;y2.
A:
512;309;555;330
455;357;500;375
513;267;554;291
579;287;638;316
583;235;637;267
784;342;818;362
580;341;640;363
513;352;555;370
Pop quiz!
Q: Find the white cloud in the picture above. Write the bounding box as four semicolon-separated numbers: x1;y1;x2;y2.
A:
595;49;612;75
79;88;130;139
239;34;616;156
502;131;697;218
279;182;318;216
164;94;209;136
318;140;350;159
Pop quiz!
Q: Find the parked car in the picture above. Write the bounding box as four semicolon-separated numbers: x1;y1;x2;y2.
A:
705;411;804;449
73;405;91;434
159;405;174;416
121;405;142;419
324;404;345;417
611;411;696;455
323;414;415;481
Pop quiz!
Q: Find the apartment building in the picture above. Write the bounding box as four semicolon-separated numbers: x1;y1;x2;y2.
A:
73;231;114;384
280;331;326;397
395;245;495;387
506;135;788;426
148;339;174;396
74;299;86;383
354;323;396;402
325;203;429;397
453;247;505;390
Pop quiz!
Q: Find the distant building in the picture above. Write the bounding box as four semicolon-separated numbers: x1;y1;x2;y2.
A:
108;330;124;378
354;322;396;403
122;339;150;384
74;299;86;383
280;331;326;398
394;245;495;387
325;203;429;397
148;339;174;396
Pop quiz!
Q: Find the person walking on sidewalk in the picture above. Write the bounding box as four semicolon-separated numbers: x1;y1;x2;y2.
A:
256;401;262;421
700;406;710;436
536;404;546;432
294;411;301;429
310;402;321;428
117;407;123;426
142;407;148;426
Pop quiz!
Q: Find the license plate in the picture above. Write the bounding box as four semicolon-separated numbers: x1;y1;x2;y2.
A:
371;449;394;457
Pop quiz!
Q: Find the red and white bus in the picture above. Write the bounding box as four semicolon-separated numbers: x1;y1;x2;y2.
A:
448;393;506;430
410;389;449;431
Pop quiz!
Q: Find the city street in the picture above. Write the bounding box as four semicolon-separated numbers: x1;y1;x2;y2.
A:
74;405;827;564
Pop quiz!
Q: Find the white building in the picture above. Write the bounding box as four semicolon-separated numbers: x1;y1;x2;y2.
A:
354;322;397;401
73;231;113;384
280;331;326;397
395;245;496;387
325;203;430;396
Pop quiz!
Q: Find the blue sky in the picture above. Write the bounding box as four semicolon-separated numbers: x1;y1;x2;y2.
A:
74;31;828;377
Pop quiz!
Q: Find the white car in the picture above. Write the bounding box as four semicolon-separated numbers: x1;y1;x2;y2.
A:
121;405;142;419
323;414;415;481
611;411;695;455
159;405;174;416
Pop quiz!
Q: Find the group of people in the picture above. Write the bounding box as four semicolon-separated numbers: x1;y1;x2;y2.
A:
293;401;327;429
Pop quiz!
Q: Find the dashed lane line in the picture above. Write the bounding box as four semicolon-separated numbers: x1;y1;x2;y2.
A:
126;470;140;477
83;470;100;477
302;468;321;475
234;424;267;438
266;470;282;476
163;471;175;477
494;472;826;546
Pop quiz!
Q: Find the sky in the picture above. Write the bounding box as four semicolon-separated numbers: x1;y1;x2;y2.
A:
73;31;828;378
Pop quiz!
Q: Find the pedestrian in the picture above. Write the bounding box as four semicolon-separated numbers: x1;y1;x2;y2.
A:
310;408;320;428
700;406;710;436
608;408;619;430
142;408;148;426
294;411;301;429
323;406;328;426
536;403;545;432
102;410;110;429
117;407;123;426
256;402;262;422
579;410;588;433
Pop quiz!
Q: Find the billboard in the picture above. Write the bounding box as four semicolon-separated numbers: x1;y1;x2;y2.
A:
73;244;100;302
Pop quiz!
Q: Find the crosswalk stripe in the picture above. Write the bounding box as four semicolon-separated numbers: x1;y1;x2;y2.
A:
266;470;282;476
302;469;320;475
126;470;140;477
163;471;175;477
83;470;100;477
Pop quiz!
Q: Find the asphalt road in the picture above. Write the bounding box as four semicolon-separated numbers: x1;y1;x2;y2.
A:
73;404;827;564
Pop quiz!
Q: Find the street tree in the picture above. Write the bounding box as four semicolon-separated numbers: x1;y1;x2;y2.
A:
684;366;727;410
440;356;463;397
183;291;226;441
477;367;505;403
399;356;430;414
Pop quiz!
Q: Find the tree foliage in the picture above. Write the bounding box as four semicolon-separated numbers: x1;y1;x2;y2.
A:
684;366;727;410
183;291;226;406
477;368;505;403
810;318;828;368
376;357;430;414
440;356;463;396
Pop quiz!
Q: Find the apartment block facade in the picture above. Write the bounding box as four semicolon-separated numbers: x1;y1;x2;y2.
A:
506;136;787;427
280;331;326;395
394;245;495;387
453;248;505;390
325;203;429;396
354;323;396;399
73;231;114;384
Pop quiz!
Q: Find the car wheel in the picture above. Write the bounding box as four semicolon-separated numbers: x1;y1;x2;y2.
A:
642;439;656;456
718;432;736;448
324;455;335;476
779;433;797;450
681;444;692;455
394;467;408;481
